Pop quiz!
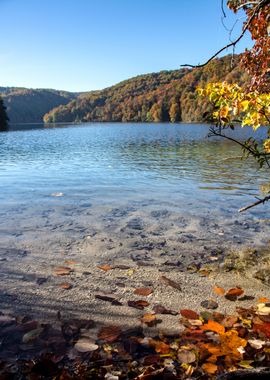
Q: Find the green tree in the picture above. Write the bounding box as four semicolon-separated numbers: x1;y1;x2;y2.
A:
0;96;9;131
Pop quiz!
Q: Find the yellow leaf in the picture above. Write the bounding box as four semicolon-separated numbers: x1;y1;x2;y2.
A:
201;320;225;334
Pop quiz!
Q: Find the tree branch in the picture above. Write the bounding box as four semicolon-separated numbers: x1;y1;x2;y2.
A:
181;0;270;69
238;195;270;212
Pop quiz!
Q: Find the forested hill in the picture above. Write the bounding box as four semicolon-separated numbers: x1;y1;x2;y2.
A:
43;55;248;124
0;88;77;123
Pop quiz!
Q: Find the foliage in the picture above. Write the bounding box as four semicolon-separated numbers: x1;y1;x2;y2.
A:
43;55;248;124
0;88;77;123
0;96;9;131
198;0;270;210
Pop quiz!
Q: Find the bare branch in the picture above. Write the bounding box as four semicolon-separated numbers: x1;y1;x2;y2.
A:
181;0;270;69
238;195;270;212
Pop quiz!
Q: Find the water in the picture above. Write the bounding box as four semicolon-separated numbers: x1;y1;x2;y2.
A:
0;122;269;254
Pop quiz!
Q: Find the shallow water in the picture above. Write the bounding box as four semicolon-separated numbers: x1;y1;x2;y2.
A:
0;122;269;254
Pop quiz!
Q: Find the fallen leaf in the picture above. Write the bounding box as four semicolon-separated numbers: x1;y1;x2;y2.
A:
225;287;244;300
257;303;270;315
97;264;112;272
238;360;254;369
160;276;181;291
98;326;121;343
64;260;79;265
22;328;43;343
213;285;225;296
258;297;270;303
141;313;157;325
95;294;122;306
134;288;153;296
74;338;99;352
177;349;196;364
153;305;178;316
152;341;170;354
59;282;72;290
248;339;265;349
253;322;270;338
200;300;218;310
128;300;149;310
202;363;218;375
201;320;225;334
180;309;199;320
53;266;72;276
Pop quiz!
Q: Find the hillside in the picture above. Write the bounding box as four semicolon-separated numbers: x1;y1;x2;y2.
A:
0;88;78;123
43;55;248;124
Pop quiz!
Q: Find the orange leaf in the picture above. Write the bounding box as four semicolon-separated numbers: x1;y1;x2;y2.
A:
98;325;121;342
202;363;218;374
201;320;225;334
225;287;244;300
64;260;79;265
141;313;156;324
213;286;225;296
53;266;72;276
153;341;170;354
180;309;199;320
258;297;269;303
97;264;112;272
134;288;153;296
59;282;72;289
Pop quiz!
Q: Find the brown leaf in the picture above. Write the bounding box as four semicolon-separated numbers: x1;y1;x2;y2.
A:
134;288;153;296
160;276;181;291
180;309;199;320
128;300;149;310
201;299;219;310
225;287;244;300
153;305;178;316
98;325;121;343
177;349;196;364
213;285;225;296
64;260;79;265
97;264;112;272
59;282;72;290
53;266;73;276
95;294;122;306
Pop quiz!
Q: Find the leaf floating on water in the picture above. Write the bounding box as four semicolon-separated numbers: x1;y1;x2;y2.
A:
128;300;149;310
98;325;121;343
213;285;225;296
225;287;244;301
59;282;72;290
200;299;219;310
134;288;153;296
51;192;64;197
53;266;73;276
74;338;99;353
180;309;199;320
160;276;181;291
152;305;178;316
97;264;112;272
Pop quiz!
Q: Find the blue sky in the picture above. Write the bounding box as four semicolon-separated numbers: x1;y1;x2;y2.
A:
0;0;252;91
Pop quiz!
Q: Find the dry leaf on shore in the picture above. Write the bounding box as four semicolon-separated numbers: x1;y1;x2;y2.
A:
213;285;225;296
180;309;199;320
59;282;72;289
128;300;149;310
97;264;112;272
53;266;73;276
98;325;121;343
225;287;244;300
159;276;181;291
134;288;153;296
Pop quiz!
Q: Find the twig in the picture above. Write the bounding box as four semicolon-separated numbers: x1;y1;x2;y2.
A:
181;0;270;68
238;195;270;212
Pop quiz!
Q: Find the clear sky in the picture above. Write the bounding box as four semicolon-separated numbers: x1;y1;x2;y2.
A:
0;0;252;92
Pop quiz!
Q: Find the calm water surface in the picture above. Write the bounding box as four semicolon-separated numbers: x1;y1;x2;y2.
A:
0;123;269;250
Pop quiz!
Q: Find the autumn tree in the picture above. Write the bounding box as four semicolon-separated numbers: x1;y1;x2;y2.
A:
196;0;270;211
0;96;9;131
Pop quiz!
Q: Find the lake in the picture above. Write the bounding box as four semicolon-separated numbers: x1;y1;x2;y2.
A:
0;122;269;258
